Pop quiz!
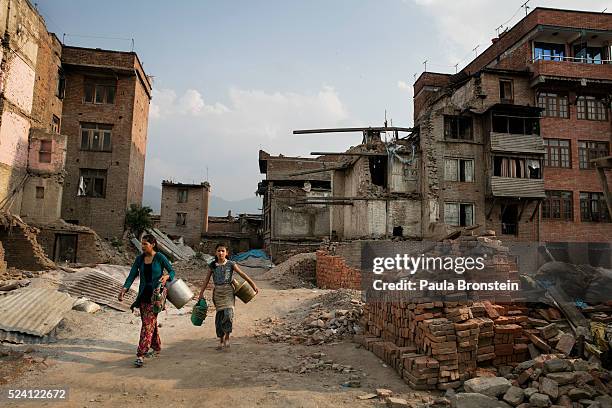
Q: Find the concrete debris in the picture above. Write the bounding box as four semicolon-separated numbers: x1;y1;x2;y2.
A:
72;297;101;313
255;289;363;345
0;279;30;292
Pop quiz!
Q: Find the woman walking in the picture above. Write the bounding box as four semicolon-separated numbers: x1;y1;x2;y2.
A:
118;234;175;367
198;243;258;350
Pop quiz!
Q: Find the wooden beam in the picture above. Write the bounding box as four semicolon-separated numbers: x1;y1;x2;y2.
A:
293;126;413;134
310;151;386;156
596;166;612;219
530;199;542;221
486;198;497;220
285;165;346;176
517;199;528;221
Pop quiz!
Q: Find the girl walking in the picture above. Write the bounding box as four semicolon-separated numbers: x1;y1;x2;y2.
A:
198;243;258;350
119;234;175;367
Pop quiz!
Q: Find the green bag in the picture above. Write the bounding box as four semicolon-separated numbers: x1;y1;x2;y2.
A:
191;298;208;326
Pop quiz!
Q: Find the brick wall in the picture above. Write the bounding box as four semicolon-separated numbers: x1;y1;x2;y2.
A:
0;217;55;271
315;249;361;290
159;183;208;245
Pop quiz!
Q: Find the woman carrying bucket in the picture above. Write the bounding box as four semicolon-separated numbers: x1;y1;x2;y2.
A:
118;234;175;367
197;243;259;351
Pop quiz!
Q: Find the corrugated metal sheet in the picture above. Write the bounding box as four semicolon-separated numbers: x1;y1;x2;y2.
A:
491;176;546;198
0;328;56;344
60;270;137;312
490;132;545;154
0;288;74;337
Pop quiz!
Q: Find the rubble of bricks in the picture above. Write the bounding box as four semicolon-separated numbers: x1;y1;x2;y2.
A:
315;249;361;290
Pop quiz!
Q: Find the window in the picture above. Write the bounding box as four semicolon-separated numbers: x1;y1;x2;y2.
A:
577;96;607;121
176;212;187;226
445;158;474;182
56;69;65;99
80;123;112;152
36;186;45;199
84;81;116;104
39;140;52;163
573;43;603;64
77;169;107;198
543;191;572;220
544;139;571;168
580;192;610;222
578;141;609;169
51;115;61;133
492;114;539;135
537;93;568;118
534;42;565;61
177;189;188;203
499;80;513;102
444;116;473;140
493;157;542;179
501;204;519;235
444;202;474;226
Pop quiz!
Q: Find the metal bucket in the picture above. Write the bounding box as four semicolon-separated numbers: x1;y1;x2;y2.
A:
232;278;257;304
166;278;193;309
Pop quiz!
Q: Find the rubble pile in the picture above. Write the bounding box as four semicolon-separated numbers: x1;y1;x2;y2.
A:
448;355;612;408
255;289;364;345
262;252;316;289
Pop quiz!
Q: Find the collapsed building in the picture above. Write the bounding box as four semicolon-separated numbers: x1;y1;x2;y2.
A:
257;150;336;259
201;212;263;255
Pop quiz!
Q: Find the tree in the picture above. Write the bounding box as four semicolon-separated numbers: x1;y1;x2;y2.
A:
125;204;153;236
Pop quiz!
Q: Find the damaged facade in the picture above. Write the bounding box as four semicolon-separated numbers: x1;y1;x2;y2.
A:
202;212;263;255
159;180;210;246
414;7;612;243
257;150;334;258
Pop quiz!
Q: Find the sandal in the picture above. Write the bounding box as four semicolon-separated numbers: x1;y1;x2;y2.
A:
134;357;144;367
216;344;224;351
145;350;160;358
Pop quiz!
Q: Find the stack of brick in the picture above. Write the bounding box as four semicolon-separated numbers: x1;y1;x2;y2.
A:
315;249;361;290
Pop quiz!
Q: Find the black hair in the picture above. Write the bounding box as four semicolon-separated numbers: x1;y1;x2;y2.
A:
209;242;229;268
142;234;157;249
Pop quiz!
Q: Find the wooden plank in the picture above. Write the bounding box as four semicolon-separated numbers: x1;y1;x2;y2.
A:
596;167;612;219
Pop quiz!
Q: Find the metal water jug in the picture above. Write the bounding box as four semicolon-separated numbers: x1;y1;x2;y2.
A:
166;278;193;309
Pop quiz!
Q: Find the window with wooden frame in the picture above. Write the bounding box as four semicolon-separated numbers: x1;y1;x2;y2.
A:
543;139;571;168
492;114;539;135
83;80;116;104
444;202;474;227
51;115;61;134
39;140;52;163
493;157;542;179
80;123;112;152
444;158;474;182
444;116;473;140
176;212;187;226
578;141;609;169
56;68;65;99
580;192;610;222
537;92;569;118
78;169;107;198
577;96;608;121
36;186;45;199
499;79;513;103
543;191;572;220
177;189;188;203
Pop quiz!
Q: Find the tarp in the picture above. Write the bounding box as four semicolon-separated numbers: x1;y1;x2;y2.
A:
230;249;269;262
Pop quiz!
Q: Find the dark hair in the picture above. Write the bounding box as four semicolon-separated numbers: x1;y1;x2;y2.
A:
142;234;157;249
210;242;229;268
215;242;228;251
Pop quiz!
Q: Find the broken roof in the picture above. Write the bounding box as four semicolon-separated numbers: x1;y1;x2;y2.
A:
259;150;334;182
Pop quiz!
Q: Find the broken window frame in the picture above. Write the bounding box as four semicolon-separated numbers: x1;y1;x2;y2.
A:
444;158;474;182
544;138;571;168
83;81;117;104
56;68;66;99
493;156;542;179
543;190;572;220
78;168;107;198
577;96;608;121
578;141;609;169
444;115;473;140
39;140;52;163
80;123;113;152
580;192;610;223
499;79;514;103
537;92;569;118
176;212;187;226
492;114;539;135
177;189;189;203
444;202;474;227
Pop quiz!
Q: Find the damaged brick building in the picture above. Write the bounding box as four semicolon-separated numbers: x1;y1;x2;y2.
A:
159;180;210;246
414;7;612;243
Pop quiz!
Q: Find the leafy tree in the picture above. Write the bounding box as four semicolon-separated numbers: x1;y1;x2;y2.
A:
125;204;153;236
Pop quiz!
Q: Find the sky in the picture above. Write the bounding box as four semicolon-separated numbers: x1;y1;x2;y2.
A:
38;0;611;201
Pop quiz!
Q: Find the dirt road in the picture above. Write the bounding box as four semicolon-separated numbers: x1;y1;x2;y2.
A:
4;266;420;407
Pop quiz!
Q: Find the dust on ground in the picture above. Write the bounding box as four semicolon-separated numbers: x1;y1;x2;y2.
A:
1;263;423;408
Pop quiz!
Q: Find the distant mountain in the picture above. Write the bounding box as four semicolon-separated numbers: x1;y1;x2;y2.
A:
142;184;261;216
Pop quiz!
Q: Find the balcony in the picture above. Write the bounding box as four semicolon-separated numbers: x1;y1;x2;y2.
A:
490;177;545;199
530;57;612;84
490;132;545;155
